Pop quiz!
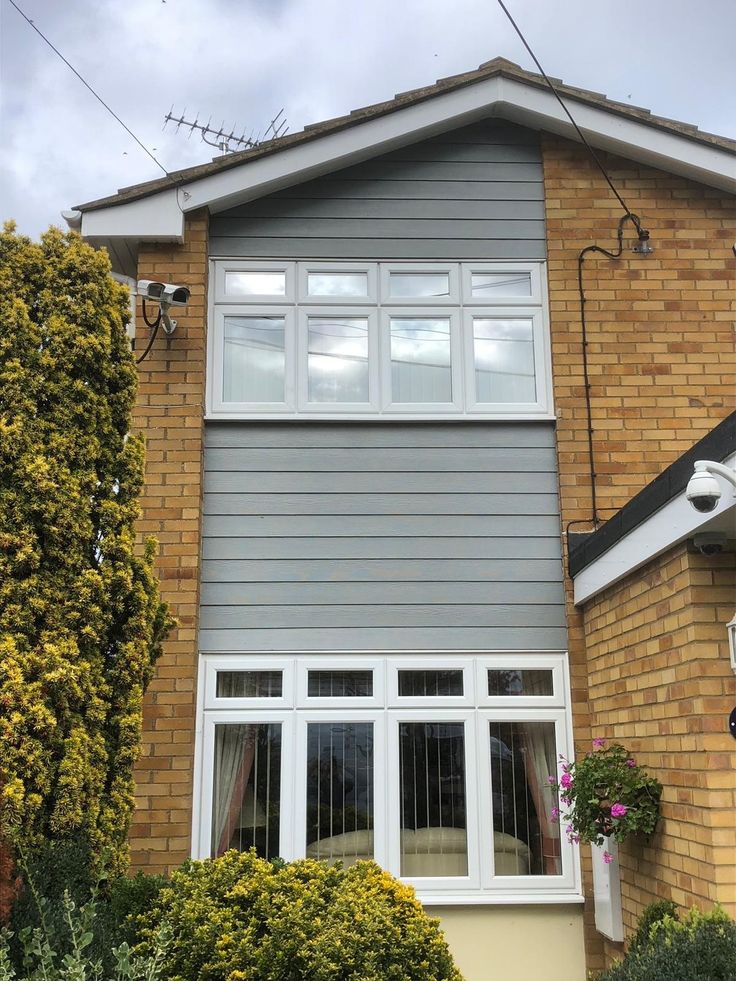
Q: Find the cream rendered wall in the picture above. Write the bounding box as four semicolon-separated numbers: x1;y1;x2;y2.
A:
434;905;586;981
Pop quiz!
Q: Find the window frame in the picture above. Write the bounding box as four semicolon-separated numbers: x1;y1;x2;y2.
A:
297;307;380;413
194;652;581;903
207;260;555;420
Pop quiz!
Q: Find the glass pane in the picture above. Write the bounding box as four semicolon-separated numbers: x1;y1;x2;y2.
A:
212;723;281;859
398;670;463;697
399;722;467;877
489;720;561;876
390;318;452;403
225;270;286;296
306;722;374;866
473;318;536;403
307;272;369;297
307;318;369;403
487;669;554;697
389;272;450;298
216;671;283;698
307;670;373;697
470;272;531;297
223;316;285;403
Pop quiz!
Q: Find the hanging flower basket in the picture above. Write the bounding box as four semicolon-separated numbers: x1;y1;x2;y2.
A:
549;740;662;864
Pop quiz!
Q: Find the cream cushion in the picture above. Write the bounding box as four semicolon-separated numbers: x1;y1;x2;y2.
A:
305;826;531;876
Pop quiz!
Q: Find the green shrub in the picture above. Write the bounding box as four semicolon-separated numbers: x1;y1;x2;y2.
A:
9;843;165;976
627;899;678;953
138;849;464;981
0;886;169;981
597;905;736;981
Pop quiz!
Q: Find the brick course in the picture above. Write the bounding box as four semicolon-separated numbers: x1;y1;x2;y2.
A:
543;135;736;972
581;544;736;965
129;211;209;873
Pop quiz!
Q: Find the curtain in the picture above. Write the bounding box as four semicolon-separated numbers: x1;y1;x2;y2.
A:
521;718;561;875
213;725;257;857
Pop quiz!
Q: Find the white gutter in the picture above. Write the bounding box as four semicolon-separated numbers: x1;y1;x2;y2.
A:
573;450;736;606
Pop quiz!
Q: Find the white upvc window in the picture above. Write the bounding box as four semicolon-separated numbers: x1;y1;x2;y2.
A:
208;260;553;419
194;652;581;903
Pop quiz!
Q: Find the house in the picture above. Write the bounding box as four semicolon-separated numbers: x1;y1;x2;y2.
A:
64;57;736;980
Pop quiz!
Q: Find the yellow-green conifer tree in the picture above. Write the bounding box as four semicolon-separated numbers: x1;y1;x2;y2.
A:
0;224;171;876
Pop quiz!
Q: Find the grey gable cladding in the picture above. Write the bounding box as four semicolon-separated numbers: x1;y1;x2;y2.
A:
209;120;546;260
199;423;567;653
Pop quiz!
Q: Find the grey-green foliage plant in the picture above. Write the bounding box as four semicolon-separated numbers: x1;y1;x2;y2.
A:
0;885;169;981
595;905;736;981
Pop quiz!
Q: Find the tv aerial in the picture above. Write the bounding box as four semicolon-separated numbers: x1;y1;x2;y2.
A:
163;107;288;156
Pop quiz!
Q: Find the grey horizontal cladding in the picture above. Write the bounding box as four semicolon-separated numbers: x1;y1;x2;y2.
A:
200;604;564;630
209;238;547;260
205;447;554;472
204;472;560;494
209;119;545;260
211;217;546;241
222;198;543;220
204;493;559;516
266;179;545;201
201;581;565;606
199;627;569;653
201;558;564;581
200;421;567;653
203;514;559;538
205;423;555;448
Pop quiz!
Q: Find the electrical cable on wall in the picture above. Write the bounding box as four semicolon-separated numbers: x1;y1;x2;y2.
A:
495;0;654;537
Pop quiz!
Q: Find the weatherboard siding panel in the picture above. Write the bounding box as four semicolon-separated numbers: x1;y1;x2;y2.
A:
205;423;553;449
200;422;566;652
209;238;547;259
204;471;560;495
198;627;569;653
209;119;545;260
201;558;566;582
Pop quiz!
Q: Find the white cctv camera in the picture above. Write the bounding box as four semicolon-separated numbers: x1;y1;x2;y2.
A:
137;280;191;334
686;468;722;513
685;460;736;514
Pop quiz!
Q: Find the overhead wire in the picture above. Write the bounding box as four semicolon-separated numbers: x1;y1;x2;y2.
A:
495;0;654;535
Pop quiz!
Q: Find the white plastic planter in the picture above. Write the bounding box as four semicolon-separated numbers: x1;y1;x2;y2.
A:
591;836;624;942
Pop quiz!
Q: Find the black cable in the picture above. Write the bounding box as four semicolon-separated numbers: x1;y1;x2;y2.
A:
495;0;641;228
136;299;163;365
6;0;170;179
577;213;642;527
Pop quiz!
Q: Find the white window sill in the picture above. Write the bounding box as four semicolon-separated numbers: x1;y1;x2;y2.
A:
418;892;586;906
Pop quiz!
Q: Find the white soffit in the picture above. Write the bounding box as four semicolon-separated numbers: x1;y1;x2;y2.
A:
573;451;736;606
77;75;736;241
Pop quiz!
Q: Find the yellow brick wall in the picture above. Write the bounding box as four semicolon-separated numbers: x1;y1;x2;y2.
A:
543;135;736;972
129;211;209;873
581;544;736;964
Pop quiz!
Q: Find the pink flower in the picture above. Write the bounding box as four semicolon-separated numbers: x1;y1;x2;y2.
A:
611;803;628;818
625;758;636;768
593;738;605;748
550;807;560;822
602;851;613;864
560;772;573;790
565;824;573;835
571;835;580;845
560;795;571;806
547;775;557;785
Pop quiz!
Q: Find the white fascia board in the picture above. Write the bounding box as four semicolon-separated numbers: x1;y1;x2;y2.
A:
496;78;736;194
78;74;736;240
80;188;183;241
573;450;736;606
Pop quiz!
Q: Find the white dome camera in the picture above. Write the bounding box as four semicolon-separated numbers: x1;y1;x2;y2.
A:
686;469;722;513
685;460;736;514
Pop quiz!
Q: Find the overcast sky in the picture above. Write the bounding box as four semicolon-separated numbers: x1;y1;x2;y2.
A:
1;0;735;238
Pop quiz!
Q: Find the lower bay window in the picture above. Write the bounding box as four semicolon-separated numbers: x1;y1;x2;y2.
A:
195;654;579;901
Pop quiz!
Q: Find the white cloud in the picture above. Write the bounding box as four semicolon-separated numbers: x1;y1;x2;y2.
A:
1;0;734;237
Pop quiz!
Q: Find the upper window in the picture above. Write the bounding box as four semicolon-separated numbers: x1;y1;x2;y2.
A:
209;261;551;418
